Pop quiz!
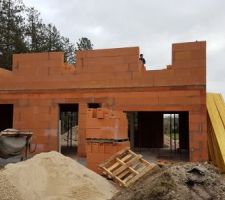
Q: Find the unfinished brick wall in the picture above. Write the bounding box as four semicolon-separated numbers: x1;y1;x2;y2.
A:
10;97;58;153
86;108;130;173
0;41;207;161
86;108;128;140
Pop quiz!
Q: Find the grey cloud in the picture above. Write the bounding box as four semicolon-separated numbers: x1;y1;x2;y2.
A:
23;0;225;98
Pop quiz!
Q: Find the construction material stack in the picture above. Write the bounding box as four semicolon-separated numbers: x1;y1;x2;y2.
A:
86;108;130;173
207;93;225;172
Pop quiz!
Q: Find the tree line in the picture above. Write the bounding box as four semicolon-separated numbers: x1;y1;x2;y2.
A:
0;0;93;69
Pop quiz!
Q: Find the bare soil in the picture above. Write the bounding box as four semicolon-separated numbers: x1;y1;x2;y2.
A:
111;163;225;200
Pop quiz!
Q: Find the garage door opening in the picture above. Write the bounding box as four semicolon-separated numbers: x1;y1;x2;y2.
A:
59;104;79;157
0;104;13;131
127;111;189;161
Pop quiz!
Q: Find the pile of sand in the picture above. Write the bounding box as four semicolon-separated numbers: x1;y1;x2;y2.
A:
0;151;118;200
112;163;225;200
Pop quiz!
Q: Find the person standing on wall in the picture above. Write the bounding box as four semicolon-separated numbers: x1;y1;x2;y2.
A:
139;54;146;64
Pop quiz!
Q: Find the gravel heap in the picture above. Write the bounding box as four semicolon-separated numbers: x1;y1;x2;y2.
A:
111;163;225;200
0;151;118;200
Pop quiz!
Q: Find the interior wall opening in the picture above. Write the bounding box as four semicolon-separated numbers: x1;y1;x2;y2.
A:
0;104;13;131
126;111;189;161
59;104;79;157
88;103;101;108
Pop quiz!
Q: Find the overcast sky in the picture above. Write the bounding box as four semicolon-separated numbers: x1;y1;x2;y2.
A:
23;0;225;98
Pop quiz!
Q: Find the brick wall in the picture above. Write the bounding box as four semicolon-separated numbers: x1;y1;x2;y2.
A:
0;41;207;161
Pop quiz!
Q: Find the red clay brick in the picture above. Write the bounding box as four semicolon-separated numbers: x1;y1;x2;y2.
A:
0;42;207;163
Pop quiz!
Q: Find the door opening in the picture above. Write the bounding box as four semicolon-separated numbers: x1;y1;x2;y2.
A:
0;104;13;131
126;111;189;161
59;104;79;157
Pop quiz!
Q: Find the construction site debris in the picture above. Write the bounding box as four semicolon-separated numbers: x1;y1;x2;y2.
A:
111;163;225;200
100;147;156;187
0;151;118;200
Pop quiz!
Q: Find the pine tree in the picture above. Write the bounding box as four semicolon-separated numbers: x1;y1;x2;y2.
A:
44;24;64;52
25;7;44;52
0;0;93;68
76;37;93;51
62;37;75;64
74;37;93;64
0;0;27;69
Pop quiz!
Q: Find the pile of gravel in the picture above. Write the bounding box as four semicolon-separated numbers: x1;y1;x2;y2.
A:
111;163;225;200
0;151;118;200
0;172;22;200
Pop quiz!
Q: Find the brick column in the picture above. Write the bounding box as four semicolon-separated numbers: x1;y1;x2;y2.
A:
189;109;208;162
77;103;88;157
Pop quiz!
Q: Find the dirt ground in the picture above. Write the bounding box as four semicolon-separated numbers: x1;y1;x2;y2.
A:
111;163;225;200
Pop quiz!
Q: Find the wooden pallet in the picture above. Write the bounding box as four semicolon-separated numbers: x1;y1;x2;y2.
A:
99;147;155;187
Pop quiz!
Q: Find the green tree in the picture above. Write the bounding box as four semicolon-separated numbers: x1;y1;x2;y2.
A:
43;24;63;52
25;7;45;52
62;37;75;64
25;8;76;63
76;37;93;51
74;37;93;64
0;0;27;69
0;0;93;68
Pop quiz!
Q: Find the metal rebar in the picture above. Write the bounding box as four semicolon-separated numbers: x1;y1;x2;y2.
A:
170;114;172;152
174;114;176;152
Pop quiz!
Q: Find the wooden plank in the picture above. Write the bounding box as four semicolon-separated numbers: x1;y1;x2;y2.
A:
112;155;142;176
117;169;130;179
107;163;121;172
122;172;135;183
107;153;133;171
207;93;225;171
128;167;139;175
116;157;126;165
99;147;130;168
216;94;225;128
114;176;126;186
102;167;113;177
117;163;139;179
100;148;156;187
128;149;137;156
0;131;33;137
207;122;217;165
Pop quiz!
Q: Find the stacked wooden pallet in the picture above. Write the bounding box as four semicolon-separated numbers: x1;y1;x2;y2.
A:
207;93;225;172
99;147;155;187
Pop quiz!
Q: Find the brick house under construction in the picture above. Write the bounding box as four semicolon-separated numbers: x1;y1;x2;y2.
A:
0;41;207;162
